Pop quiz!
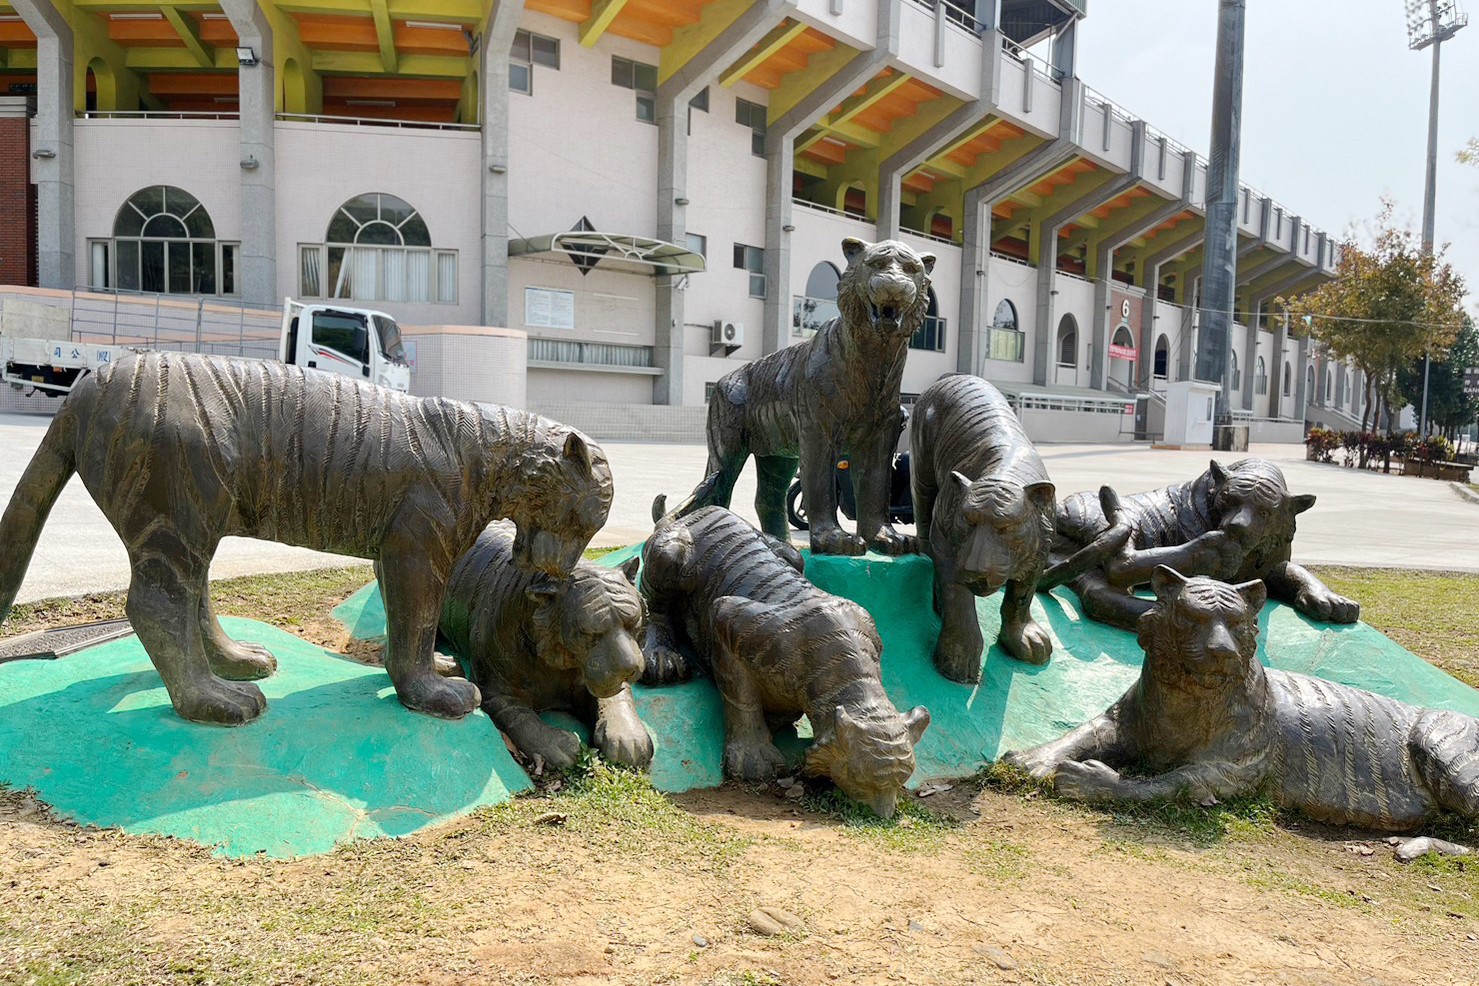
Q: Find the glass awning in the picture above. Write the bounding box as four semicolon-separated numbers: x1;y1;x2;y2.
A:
508;231;707;277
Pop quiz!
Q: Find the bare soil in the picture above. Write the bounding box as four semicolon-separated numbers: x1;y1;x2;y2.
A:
3;567;1479;985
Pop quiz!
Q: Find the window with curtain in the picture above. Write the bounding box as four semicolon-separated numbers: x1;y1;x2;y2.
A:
299;192;457;304
97;185;238;296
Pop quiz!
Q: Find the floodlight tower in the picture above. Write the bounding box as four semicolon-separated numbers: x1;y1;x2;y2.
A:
1406;0;1467;436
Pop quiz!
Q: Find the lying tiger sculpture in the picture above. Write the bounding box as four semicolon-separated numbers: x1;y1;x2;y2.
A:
0;352;612;726
911;374;1056;680
668;237;934;557
439;524;651;770
1006;567;1479;831
641;503;930;818
1040;458;1358;630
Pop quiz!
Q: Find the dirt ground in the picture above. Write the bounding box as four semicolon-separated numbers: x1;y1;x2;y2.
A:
4;568;1479;985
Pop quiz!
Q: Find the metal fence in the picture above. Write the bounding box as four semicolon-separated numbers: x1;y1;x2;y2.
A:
527;337;654;369
57;289;282;360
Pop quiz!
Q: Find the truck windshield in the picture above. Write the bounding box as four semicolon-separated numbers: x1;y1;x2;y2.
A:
374;315;408;366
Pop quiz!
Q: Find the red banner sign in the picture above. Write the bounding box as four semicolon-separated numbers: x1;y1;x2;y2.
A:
1108;343;1137;361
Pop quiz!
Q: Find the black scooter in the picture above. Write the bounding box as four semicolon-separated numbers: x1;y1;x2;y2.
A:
786;452;913;531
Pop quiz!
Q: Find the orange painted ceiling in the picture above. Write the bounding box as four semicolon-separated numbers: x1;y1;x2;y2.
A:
941;119;1028;171
0;9;36;47
525;0;716;49
291;13;469;56
104;11;237;48
732;23;835;89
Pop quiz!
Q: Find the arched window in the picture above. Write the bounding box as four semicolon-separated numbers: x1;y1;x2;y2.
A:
300;192;457;304
986;298;1023;362
1306;365;1315;401
1056;314;1077;367
909;287;945;353
92;185;236;296
1254;356;1267;396
794;261;841;337
1325;368;1334;403
1228;349;1240;391
1283;361;1292;397
1153;334;1170;378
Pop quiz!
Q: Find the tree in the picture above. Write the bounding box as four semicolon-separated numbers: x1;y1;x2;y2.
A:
1461;138;1479;165
1280;201;1467;434
1399;315;1479;439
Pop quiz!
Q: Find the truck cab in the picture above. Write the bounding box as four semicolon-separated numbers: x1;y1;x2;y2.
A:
280;300;411;393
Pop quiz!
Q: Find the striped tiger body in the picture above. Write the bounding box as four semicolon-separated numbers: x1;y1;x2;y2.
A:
1045;458;1358;631
1006;568;1478;831
640;506;930;817
439;523;650;770
669;238;935;559
0;352;612;726
910;374;1056;680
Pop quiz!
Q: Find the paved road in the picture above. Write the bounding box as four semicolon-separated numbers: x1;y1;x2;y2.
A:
3;409;1476;604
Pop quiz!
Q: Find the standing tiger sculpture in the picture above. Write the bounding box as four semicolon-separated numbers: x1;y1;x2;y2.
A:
640;504;930;818
1040;457;1358;631
1006;567;1479;832
0;352;613;726
910;374;1056;681
665;237;934;557
439;524;652;770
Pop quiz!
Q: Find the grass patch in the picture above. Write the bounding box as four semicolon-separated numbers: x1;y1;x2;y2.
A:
799;787;957;852
1308;567;1479;686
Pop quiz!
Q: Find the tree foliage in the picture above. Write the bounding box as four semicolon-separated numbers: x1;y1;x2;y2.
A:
1280;201;1467;431
1399;315;1479;437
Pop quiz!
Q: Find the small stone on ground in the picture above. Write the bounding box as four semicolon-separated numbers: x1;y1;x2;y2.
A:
749;906;804;937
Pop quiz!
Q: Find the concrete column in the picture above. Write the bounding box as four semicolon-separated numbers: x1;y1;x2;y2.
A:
1267;314;1288;418
1050;17;1077;81
1238;296;1264;411
1293;329;1311;423
480;0;525;329
222;0;276;307
761;0;898;355
14;0;73;289
654;0;795;404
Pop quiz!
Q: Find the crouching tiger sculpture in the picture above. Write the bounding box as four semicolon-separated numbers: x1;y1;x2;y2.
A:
1007;567;1479;831
1041;457;1358;631
0;352;613;726
641;503;930;818
439;524;651;770
911;374;1056;681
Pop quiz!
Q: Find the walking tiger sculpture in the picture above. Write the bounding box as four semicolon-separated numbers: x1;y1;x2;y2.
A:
1006;567;1479;831
910;374;1056;681
668;237;934;557
0;352;613;726
1040;457;1358;631
640;503;930;818
439;524;652;770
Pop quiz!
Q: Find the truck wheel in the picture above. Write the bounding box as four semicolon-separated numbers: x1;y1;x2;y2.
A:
786;482;808;532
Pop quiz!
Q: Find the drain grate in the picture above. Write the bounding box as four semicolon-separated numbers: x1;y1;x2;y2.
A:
0;619;135;663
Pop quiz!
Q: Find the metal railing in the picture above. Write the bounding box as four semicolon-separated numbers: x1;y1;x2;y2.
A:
791;198;873;223
1011;391;1136;416
527;337;654;369
906;0;985;34
76;110;241;121
275;112;480;133
898;226;959;246
47;287;282;360
1000;36;1063;83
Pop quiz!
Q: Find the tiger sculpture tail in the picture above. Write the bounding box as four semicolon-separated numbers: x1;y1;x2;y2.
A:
0;402;80;623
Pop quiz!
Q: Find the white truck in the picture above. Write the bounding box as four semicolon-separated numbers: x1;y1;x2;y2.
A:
1;296;411;399
279;299;411;393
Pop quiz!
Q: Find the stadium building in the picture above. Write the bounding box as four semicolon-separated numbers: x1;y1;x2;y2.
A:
0;0;1368;440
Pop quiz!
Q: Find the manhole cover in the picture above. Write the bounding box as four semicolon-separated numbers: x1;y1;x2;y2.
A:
0;620;134;663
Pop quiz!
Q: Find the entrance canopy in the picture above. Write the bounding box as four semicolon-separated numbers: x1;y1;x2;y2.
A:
508;231;706;277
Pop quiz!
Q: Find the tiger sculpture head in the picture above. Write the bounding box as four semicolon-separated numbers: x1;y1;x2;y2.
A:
941;475;1056;595
1204;458;1315;567
1137;566;1266;688
497;422;614;578
527;554;646;699
836;237;937;341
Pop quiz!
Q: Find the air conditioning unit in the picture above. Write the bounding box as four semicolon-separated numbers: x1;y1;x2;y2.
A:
712;320;745;349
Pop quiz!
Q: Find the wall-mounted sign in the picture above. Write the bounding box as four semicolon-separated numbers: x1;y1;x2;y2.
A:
524;286;575;329
1121;299;1132;319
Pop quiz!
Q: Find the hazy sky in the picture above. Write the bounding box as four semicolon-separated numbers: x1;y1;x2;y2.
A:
1075;0;1479;307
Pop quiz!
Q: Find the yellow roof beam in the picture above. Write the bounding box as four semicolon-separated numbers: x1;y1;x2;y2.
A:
823;69;908;130
579;0;628;48
369;0;397;72
718;18;804;88
160;5;214;68
276;0;481;18
766;41;858;124
796;118;878;154
659;0;757;84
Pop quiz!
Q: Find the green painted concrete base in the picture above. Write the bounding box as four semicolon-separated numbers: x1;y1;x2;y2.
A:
3;547;1474;860
0;618;531;859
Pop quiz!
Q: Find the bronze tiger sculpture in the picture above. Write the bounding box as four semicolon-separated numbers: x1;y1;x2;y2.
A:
1041;458;1358;631
640;504;930;818
439;524;651;770
0;352;613;726
1006;567;1479;832
910;374;1055;681
669;237;935;557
